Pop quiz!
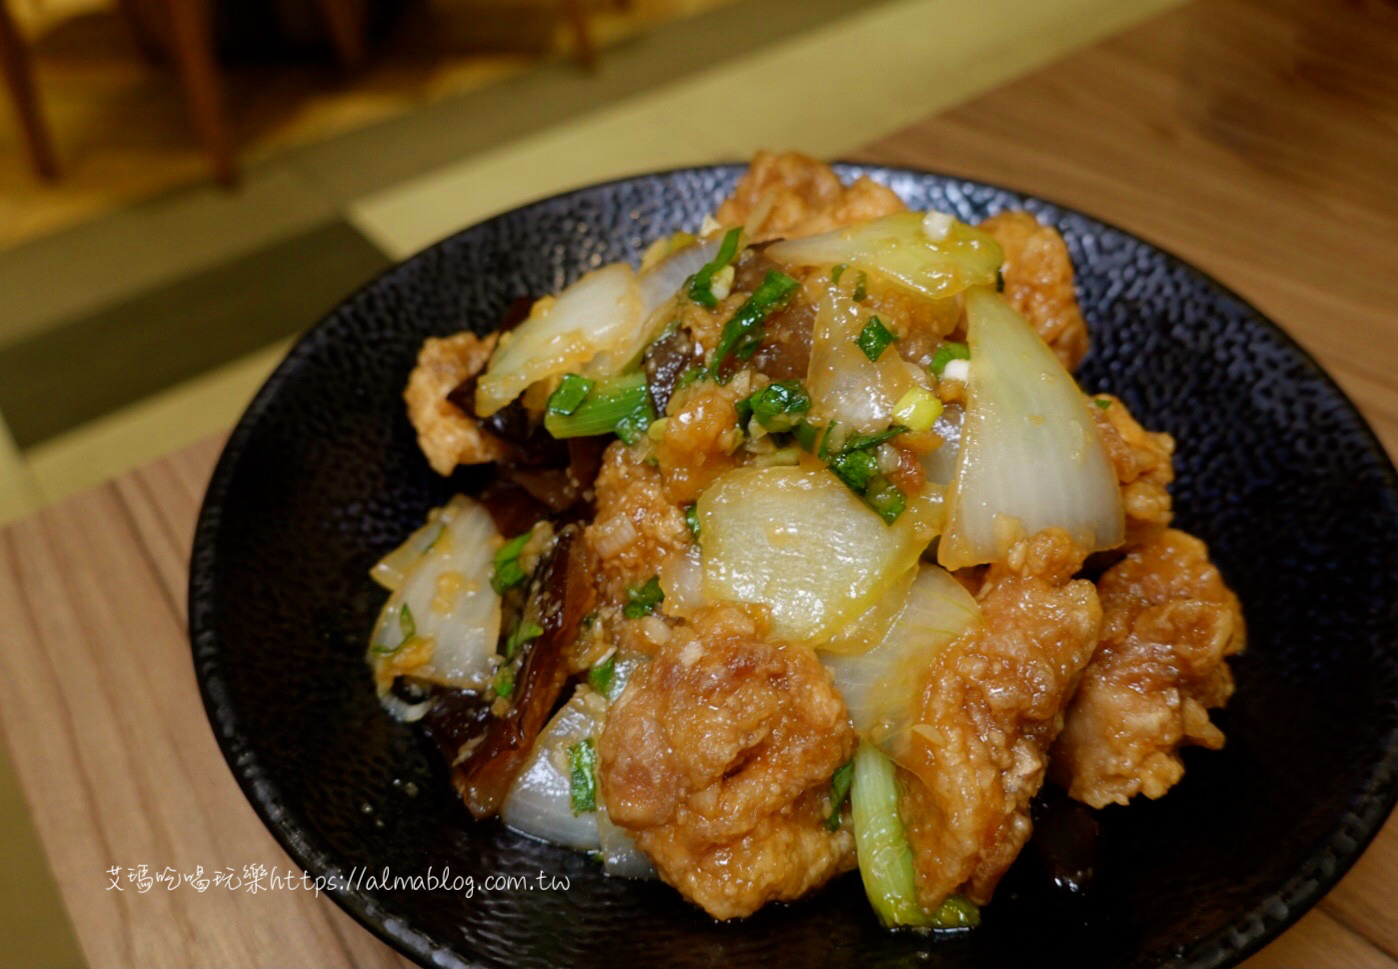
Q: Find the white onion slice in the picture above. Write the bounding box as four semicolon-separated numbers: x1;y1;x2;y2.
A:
938;290;1124;570
378;692;435;723
368;495;502;691
918;404;963;488
370;496;471;591
698;466;938;645
475;262;641;416
806;286;927;432
501;685;649;873
822;565;980;747
637;237;721;323
767;211;1002;301
501;687;605;850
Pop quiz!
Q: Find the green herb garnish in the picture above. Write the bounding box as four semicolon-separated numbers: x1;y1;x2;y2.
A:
684;503;701;540
623;575;664;619
568;738;599;814
687;227;742;309
588;655;616;696
546;373;595;416
1094;397;1112;410
709;270;800;382
742;380;811;433
544;371;654;443
929;894;981;928
856;316;897;362
675;365;706;394
492;665;516;699
852;271;868;302
491;531;532;594
861;476;908;525
930;341;970;377
830;263;848;284
826;760;854;831
791;420;819;452
504;619;543;659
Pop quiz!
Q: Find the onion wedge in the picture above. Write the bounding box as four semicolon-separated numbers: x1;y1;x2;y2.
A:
697;466;938;645
938;289;1123;569
767;211;1002;301
822;564;981;747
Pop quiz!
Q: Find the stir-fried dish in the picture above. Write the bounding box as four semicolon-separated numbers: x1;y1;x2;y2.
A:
368;152;1245;927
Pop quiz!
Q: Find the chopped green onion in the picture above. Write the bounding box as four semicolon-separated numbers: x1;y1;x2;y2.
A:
622;575;664;619
892;386;943;432
830;447;880;493
544;371;655;442
792;420;820;452
861;476;907;525
709;271;800;383
504;619;543;659
688;227;742;309
827;760;854;831
842;426;907;452
930;894;981;928
826;427;909;524
817;420;843;461
830;263;848;284
853;271;868;302
995;268;1005;293
675;365;706;394
492;665;516;699
856;316;897;362
546;373;595;416
684;503;701;540
568;738;599;814
850;741;928;927
743;380;811;433
587;654;616;697
491;531;532;594
930;341;970;377
614;405;655;446
1094;397;1112;410
734;395;754;431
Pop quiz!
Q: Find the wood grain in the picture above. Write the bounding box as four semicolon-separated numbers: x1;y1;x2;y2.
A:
0;0;1395;965
856;0;1398;461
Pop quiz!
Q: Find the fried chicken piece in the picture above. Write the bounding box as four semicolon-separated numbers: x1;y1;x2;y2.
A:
599;605;856;919
1050;529;1245;808
979;211;1090;370
714;150;905;242
584;441;692;605
1093;394;1177;540
899;530;1102;908
403;331;509;475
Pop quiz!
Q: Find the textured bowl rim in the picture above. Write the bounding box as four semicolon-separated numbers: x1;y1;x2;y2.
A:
188;162;1398;969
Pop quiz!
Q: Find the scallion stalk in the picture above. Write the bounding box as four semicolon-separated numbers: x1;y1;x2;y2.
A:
688;227;742;309
709;270;800;382
544;371;654;440
851;741;929;928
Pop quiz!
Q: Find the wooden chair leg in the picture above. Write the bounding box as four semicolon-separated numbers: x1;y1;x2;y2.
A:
153;0;235;186
559;0;596;70
310;0;366;70
0;0;58;179
115;0;166;65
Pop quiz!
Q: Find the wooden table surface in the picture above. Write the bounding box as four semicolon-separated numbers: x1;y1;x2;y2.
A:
2;0;1396;965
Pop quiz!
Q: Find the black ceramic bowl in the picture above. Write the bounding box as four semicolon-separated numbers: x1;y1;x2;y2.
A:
190;164;1398;969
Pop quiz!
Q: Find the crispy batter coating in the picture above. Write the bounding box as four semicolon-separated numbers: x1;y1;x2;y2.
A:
403;331;508;475
979;211;1090;371
1093;394;1177;539
900;530;1102;908
715;150;905;242
1051;529;1245;808
599;605;857;919
584;441;692;605
654;376;754;504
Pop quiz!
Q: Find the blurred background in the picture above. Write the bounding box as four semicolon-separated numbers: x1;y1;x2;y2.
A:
0;0;1203;962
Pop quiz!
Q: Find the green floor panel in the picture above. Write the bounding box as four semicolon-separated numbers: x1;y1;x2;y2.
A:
0;221;390;450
